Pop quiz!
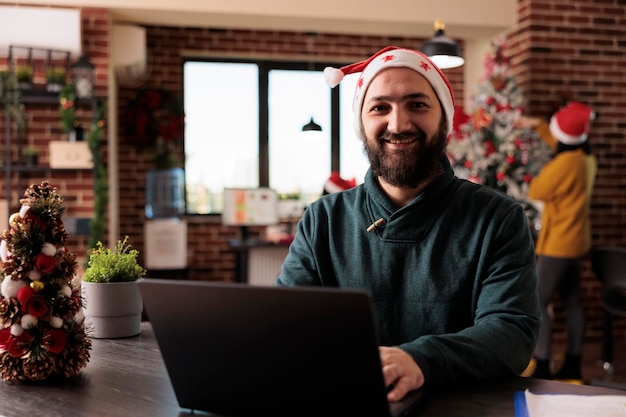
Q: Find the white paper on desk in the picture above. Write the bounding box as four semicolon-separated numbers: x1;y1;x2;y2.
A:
524;389;626;417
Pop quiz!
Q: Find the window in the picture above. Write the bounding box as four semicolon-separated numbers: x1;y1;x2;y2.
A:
339;73;369;184
183;59;366;214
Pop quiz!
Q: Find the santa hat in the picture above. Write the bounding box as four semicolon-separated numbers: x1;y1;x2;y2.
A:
323;171;357;194
549;101;595;145
323;46;455;141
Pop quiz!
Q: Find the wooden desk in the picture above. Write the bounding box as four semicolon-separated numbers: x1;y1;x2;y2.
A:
0;322;623;417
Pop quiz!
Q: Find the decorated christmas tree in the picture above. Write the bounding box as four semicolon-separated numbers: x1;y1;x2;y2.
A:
0;182;91;382
447;35;552;233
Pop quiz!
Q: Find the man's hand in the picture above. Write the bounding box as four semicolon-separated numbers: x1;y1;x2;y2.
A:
379;346;425;402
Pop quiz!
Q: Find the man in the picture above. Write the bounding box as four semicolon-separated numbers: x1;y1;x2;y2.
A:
275;47;540;402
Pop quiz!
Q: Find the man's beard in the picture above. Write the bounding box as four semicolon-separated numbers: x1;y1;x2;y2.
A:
364;121;448;188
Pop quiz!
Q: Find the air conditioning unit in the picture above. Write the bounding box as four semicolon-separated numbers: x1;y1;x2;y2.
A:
113;24;149;86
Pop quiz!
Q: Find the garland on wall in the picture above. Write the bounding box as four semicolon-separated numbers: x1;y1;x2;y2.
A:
59;87;108;250
59;85;77;134
125;88;185;170
86;100;107;250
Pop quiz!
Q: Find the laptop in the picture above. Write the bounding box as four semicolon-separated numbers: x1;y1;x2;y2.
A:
139;278;426;417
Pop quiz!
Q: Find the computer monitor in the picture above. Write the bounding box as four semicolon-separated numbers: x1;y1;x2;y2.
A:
221;187;279;226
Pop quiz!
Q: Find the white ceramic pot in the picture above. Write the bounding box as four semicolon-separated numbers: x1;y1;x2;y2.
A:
82;279;143;338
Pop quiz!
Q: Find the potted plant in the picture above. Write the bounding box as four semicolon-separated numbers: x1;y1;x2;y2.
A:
82;236;147;338
23;146;40;166
14;65;33;90
45;66;67;93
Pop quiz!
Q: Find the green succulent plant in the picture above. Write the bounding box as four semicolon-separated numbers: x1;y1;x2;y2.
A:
46;67;67;85
15;66;33;83
83;236;146;283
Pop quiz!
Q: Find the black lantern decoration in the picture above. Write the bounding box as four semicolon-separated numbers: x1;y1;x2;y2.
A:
71;54;95;99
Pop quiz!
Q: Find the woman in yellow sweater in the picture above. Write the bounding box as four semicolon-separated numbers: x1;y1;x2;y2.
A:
515;101;597;381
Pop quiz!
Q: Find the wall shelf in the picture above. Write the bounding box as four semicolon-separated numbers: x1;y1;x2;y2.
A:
2;44;97;224
18;88;94;105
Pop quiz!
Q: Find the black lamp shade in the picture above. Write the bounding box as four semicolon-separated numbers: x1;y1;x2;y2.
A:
302;117;322;132
420;29;465;70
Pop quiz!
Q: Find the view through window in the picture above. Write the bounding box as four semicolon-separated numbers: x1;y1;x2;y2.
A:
183;60;368;215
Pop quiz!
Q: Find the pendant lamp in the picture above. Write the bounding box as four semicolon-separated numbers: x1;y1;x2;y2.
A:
301;32;322;132
420;18;465;70
302;117;322;131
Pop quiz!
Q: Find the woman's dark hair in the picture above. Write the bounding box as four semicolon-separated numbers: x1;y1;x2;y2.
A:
556;140;592;155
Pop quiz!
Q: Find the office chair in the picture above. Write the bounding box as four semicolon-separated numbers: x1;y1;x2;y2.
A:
590;246;626;375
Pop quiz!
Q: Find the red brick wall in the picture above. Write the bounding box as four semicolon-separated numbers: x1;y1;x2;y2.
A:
508;0;626;342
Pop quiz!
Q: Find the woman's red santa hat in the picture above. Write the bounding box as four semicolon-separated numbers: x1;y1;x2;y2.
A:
323;46;455;142
549;101;595;145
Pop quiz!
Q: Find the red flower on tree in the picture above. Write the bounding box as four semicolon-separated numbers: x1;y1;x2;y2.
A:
23;212;47;233
0;328;11;349
17;286;49;318
34;253;56;275
43;328;68;354
9;333;33;357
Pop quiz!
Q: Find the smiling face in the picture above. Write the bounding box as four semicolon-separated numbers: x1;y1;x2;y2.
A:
361;67;448;188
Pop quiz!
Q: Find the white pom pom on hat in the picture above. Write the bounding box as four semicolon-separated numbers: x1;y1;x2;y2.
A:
549;101;595;145
323;67;346;88
323;46;455;141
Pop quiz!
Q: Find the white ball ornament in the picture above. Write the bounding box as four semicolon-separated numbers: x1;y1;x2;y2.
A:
41;242;57;257
50;316;63;328
29;269;42;281
61;285;72;297
10;323;24;336
19;205;30;218
21;314;38;329
1;276;27;298
0;240;10;262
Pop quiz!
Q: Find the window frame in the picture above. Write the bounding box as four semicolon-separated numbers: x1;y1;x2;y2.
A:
182;56;345;215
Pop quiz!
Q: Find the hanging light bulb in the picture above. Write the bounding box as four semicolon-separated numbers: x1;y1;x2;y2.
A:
301;32;322;133
420;18;465;70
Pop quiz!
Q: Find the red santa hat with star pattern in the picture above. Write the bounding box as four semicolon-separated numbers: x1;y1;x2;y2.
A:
549;101;595;145
323;46;455;142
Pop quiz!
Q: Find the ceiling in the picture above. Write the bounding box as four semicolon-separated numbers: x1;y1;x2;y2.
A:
4;0;518;40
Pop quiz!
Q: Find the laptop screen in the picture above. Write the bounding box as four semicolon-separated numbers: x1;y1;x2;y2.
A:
140;279;422;416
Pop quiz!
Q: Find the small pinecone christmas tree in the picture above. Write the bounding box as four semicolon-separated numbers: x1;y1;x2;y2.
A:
0;181;91;382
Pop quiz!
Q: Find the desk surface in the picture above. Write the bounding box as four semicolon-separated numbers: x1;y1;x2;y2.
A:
0;322;623;417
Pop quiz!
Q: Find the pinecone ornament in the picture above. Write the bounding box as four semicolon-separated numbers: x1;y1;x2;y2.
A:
0;182;91;382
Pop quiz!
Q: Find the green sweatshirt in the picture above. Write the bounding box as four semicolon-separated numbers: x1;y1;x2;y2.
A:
276;158;540;388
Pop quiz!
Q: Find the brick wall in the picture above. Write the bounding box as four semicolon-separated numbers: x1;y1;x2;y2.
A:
507;0;626;342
